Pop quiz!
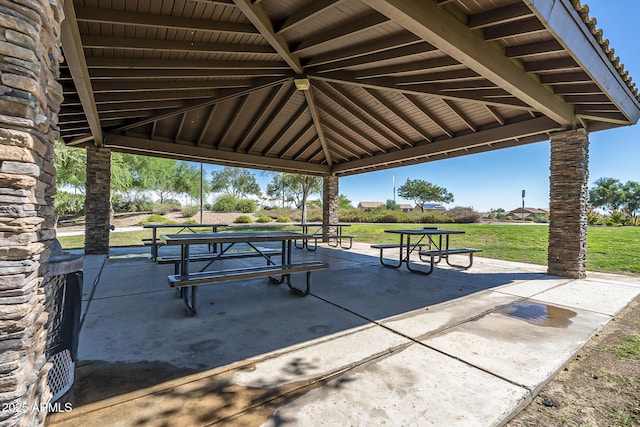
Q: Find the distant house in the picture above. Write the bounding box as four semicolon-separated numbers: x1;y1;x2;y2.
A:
357;201;384;210
398;204;413;212
506;207;549;219
416;203;447;211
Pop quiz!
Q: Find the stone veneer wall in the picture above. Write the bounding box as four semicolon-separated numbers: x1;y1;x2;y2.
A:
548;129;589;278
0;1;65;426
84;146;111;255
322;175;339;241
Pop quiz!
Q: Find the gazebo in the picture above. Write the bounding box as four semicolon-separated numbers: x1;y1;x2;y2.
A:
2;0;640;424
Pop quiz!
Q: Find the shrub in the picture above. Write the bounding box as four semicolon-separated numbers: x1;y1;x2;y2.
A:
212;194;237;213
236;199;257;213
54;192;85;216
151;203;175;215
234;215;253;224
445;207;481;223
140;214;176;225
181;205;199;218
277;216;291;223
256;216;272;223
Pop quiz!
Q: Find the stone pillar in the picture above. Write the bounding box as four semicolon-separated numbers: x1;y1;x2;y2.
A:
548;129;589;278
322;175;339;241
84;146;111;254
0;0;65;425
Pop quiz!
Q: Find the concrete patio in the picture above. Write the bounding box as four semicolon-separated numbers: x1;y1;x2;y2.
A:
46;242;640;426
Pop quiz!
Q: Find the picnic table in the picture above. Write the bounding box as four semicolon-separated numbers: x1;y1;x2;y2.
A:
142;223;227;260
372;229;482;275
160;231;329;315
293;223;354;250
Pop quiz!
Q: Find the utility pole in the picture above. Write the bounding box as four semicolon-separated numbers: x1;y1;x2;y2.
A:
200;163;204;224
521;189;525;222
393;172;396;202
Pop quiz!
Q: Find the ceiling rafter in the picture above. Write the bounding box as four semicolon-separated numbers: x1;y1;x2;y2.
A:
113;77;289;132
402;93;453;137
60;1;102;145
304;88;333;165
485;105;505;126
314;80;404;150
88;80;253;93
292;139;321;161
483;18;546;42
361;88;422;145
85;57;290;70
332;116;562;175
321;121;375;157
74;6;258;34
232;0;304;73
305;32;422;68
361;0;573;125
197;104;218;146
175;113;187;143
93;89;220;104
86;68;288;79
244;87;298;153
316;103;388;155
279;122;316;157
292;13;389;54
217;95;250;149
468;3;534;29
311;42;433;73
354;57;460;79
442;99;476;132
261;103;308;156
104;134;331;175
276;0;346;34
235;85;288;151
81;36;277;55
314;72;532;110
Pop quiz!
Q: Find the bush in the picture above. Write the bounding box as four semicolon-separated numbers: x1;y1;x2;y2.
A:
152;203;177;215
181;205;199;218
277;216;291;223
236;199;257;213
139;214;176;225
234;215;253;224
212;194;237;213
256;216;272;223
445;207;480;223
54;192;85;216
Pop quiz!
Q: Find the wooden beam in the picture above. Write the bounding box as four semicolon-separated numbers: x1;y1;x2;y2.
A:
311;42;431;72
104;134;331;175
277;0;346;34
361;0;573;125
526;0;639;123
304;88;333;165
81;36;276;55
60;1;103;145
331;116;563;174
74;6;258;34
232;0;304;73
86;57;289;70
468;3;534;29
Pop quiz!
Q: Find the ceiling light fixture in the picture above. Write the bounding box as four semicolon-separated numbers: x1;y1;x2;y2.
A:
294;75;310;91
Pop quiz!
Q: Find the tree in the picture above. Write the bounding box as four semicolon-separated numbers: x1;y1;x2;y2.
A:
622;181;640;215
54;140;86;192
385;199;400;210
397;178;454;212
266;173;322;223
338;194;353;209
589;178;626;211
210;167;261;199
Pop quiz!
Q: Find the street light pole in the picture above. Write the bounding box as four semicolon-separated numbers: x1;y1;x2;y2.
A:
521;189;525;222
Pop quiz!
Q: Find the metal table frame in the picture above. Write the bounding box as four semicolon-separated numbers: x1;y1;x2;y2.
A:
160;231;315;313
143;223;226;260
294;223;352;250
380;229;466;275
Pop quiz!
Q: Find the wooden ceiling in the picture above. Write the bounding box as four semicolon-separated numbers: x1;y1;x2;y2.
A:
59;0;640;176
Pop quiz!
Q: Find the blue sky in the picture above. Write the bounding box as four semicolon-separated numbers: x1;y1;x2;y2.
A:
208;0;640;212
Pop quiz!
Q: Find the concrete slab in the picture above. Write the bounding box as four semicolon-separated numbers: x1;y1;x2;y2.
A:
531;278;640;315
422;298;611;390
48;243;640;427
259;344;529;426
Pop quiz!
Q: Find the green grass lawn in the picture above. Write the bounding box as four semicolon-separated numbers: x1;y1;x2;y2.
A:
57;223;640;275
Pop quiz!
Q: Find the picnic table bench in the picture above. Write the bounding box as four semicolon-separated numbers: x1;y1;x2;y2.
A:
160;231;329;315
373;229;481;275
156;247;282;275
294;223;354;250
143;223;227;259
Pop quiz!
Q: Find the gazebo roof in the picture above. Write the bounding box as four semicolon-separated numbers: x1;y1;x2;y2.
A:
59;0;640;176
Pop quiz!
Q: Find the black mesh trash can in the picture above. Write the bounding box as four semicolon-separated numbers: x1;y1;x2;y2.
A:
45;243;83;403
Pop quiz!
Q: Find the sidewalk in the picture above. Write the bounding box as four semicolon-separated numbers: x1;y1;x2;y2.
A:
47;242;640;426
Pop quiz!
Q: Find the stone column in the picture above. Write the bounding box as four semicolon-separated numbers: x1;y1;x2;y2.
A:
548;129;589;278
84;146;111;254
0;0;65;425
322;175;339;241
